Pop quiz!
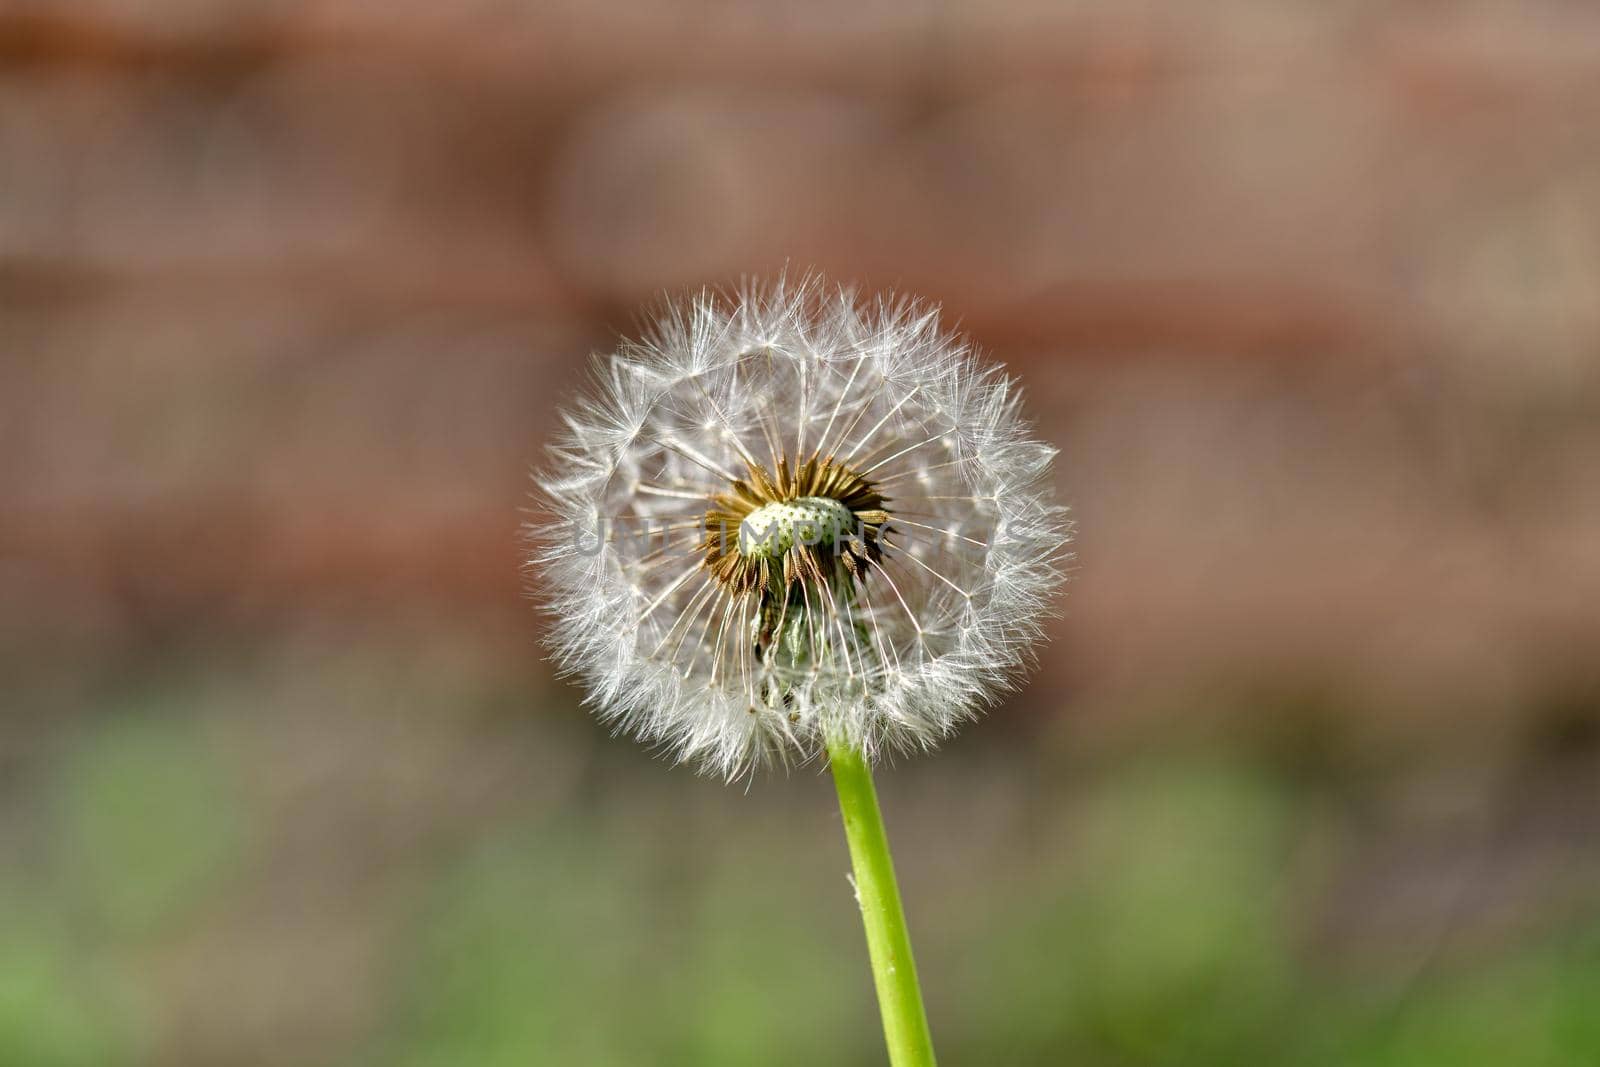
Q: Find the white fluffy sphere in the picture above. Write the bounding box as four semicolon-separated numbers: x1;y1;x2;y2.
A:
531;275;1070;777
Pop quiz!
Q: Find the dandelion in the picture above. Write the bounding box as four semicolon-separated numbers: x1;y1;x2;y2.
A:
530;274;1070;1065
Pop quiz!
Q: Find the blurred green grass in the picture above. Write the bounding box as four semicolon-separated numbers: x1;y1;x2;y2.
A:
3;649;1597;1067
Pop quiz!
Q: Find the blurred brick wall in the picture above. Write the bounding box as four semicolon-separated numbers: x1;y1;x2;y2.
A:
5;0;1600;742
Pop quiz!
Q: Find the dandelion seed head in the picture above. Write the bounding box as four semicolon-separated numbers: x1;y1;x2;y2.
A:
529;273;1072;778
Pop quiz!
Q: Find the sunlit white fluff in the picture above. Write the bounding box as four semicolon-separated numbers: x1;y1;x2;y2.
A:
531;275;1070;778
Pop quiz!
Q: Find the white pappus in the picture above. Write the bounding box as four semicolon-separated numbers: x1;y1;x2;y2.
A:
530;274;1071;778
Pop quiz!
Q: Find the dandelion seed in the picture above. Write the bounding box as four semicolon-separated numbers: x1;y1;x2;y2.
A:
529;273;1071;778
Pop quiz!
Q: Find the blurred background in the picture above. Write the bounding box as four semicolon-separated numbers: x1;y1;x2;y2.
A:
4;1;1600;1064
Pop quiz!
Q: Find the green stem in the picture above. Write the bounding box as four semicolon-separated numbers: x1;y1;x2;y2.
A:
827;736;938;1067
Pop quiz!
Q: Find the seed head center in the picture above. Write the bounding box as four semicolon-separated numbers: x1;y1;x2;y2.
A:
738;496;856;562
699;455;889;603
